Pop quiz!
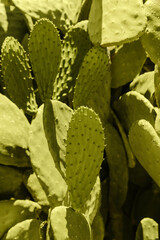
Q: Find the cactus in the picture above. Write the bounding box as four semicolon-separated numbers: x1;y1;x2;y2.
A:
104;123;128;209
43;100;73;177
23;170;50;213
141;0;160;66
130;71;155;101
91;213;105;240
1;36;37;115
0;199;41;238
154;64;160;108
0;94;30;167
111;40;146;88
47;206;92;240
53;23;92;101
29;104;68;208
2;219;43;240
113;91;156;133
129;119;160;187
73;46;109;109
88;0;146;46
65;106;105;210
28;18;61;102
135;217;159;240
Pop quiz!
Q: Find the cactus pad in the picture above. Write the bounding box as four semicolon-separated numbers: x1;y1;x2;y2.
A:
141;0;160;66
73;46;109;109
113;91;156;133
129;119;160;187
65;106;105;210
135;218;159;240
29;104;67;207
48;206;92;240
111;40;146;88
1;36;37;115
0;94;30;167
88;0;146;46
29;18;61;102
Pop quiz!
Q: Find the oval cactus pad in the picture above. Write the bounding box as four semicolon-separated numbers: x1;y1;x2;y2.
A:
65;106;105;210
29;18;61;102
88;0;146;46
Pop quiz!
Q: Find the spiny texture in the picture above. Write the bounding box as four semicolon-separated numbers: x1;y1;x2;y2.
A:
73;46;109;109
12;0;82;32
2;219;43;240
0;199;41;238
53;25;92;101
48;206;92;240
135;218;159;240
29;18;61;102
29;104;67;207
88;0;146;46
129;119;160;187
113;91;156;133
0;94;30;167
43;100;73;177
66;106;105;210
104;123;128;209
1;36;37;115
141;0;160;66
111;40;146;88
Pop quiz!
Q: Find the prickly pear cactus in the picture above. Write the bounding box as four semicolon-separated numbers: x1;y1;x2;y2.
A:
135;217;159;240
65;106;105;210
73;46;109;109
47;206;92;240
129;119;160;187
28;18;61;102
29;104;68;208
2;219;44;240
0;199;41;238
1;36;37;115
88;0;146;46
43;100;73;177
0;94;30;167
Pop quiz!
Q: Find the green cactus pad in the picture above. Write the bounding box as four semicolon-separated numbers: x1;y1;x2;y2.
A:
0;199;41;238
48;206;92;240
73;46;109;109
129;119;160;187
130;71;155;100
113;91;156;133
104;123;128;208
2;219;43;240
66;106;105;210
12;0;81;32
154;64;160;108
28;18;61;102
53;25;92;101
88;0;146;46
0;165;23;198
23;170;49;212
43;100;73;177
91;213;105;240
1;36;37;115
111;40;146;88
0;94;30;167
141;0;160;66
82;176;101;224
78;0;92;21
135;218;159;240
29;104;67;207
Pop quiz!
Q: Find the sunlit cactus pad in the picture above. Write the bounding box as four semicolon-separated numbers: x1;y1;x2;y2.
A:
88;0;146;46
66;106;105;210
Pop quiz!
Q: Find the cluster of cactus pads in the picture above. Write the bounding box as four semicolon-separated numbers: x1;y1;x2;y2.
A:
1;0;160;239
